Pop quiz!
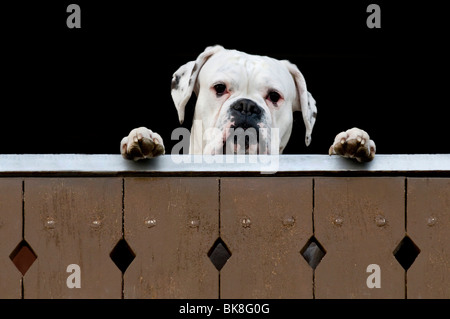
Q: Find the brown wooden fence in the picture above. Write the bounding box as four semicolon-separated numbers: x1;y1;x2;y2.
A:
0;154;449;299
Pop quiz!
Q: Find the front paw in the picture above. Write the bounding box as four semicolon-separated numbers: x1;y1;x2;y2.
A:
329;128;376;162
120;127;165;160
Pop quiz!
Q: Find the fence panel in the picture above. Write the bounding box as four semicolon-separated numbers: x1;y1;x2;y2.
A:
0;179;23;298
407;178;450;298
1;155;449;299
123;177;219;298
24;178;123;298
220;177;313;298
314;177;405;298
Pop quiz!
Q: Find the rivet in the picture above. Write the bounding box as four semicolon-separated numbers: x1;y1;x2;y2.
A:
282;216;295;227
427;216;437;226
91;219;102;229
333;216;344;226
188;218;200;228
144;218;157;228
45;217;56;229
241;217;251;228
375;215;386;227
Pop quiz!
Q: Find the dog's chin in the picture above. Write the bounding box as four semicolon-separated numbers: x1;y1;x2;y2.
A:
222;132;272;155
203;121;272;155
222;139;260;155
221;123;256;155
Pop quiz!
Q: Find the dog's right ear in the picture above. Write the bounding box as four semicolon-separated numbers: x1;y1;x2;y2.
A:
171;45;224;124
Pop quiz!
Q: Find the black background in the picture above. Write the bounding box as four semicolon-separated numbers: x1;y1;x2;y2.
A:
2;1;447;154
2;299;448;318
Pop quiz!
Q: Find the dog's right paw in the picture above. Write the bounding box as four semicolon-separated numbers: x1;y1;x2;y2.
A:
120;127;165;160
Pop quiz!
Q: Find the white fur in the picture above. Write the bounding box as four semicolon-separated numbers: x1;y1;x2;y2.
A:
171;46;317;154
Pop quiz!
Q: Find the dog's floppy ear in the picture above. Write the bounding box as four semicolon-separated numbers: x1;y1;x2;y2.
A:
281;60;317;146
171;45;224;124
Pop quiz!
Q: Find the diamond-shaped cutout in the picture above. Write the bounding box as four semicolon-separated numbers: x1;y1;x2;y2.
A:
9;240;37;276
301;236;326;270
110;238;136;273
208;238;231;271
393;235;420;270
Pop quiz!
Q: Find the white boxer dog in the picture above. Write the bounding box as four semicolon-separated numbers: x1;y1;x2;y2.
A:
120;45;376;162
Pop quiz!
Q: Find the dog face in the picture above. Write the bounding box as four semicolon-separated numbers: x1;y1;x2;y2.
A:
171;45;317;154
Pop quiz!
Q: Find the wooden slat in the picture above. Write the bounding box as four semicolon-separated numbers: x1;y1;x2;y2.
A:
220;177;313;298
407;178;450;298
24;178;123;298
123;177;219;298
314;177;405;298
0;179;23;298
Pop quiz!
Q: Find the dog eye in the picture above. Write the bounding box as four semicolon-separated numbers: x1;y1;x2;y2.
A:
214;83;227;96
267;91;281;103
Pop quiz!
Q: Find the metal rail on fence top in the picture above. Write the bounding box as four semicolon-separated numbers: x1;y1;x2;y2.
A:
0;154;450;176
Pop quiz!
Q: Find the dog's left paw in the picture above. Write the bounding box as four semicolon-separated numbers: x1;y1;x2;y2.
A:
329;128;376;162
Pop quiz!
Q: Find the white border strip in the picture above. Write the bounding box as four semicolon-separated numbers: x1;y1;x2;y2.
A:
0;154;449;174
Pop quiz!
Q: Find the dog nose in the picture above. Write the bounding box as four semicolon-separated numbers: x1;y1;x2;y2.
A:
231;98;262;116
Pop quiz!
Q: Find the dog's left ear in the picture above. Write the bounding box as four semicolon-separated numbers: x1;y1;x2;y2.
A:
281;60;317;146
171;45;224;124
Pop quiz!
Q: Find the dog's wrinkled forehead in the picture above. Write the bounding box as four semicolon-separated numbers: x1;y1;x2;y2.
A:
197;50;296;97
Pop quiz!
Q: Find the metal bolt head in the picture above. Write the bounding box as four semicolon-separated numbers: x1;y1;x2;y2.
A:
91;219;102;230
333;216;344;226
188;218;200;228
427;216;437;226
144;218;157;228
241;217;251;228
375;215;387;227
282;216;295;227
45;217;56;229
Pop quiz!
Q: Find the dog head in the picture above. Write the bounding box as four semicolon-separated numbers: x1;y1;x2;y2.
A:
171;45;317;154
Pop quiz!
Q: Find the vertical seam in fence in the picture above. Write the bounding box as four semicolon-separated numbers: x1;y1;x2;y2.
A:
404;178;408;233
312;178;315;234
218;178;221;299
21;179;25;299
312;178;316;299
121;177;125;299
404;177;408;299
